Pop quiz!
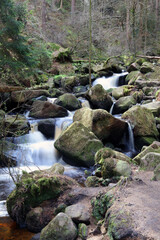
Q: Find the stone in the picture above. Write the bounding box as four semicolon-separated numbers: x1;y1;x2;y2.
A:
40;213;77;240
55;93;81;111
122;105;159;138
141;101;160;117
26;207;45;233
11;90;49;103
133;141;160;165
65;203;90;224
125;71;140;85
140;61;155;74
113;96;136;114
48;163;65;175
85;176;100;187
29;100;68;118
85;84;113;111
140;152;160;170
52;47;72;63
73;108;127;144
7;170;78;227
127;62;140;72
61;76;76;92
153;164;160;181
38;119;55;138
54;121;103;167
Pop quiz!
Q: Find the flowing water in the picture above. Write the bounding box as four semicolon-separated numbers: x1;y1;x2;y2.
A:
0;71;136;239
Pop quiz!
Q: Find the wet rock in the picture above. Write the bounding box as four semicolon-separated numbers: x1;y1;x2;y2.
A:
11;90;49;103
65;203;90;224
38;119;55;138
113;95;136;114
29;100;68;118
73;107;127;144
85;84;113;111
122;105;159;138
54;121;103;167
40;213;77;240
55;93;81;111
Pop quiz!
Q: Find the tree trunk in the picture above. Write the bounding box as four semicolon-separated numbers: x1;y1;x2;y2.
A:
41;0;47;32
71;0;75;23
89;0;92;88
125;0;130;51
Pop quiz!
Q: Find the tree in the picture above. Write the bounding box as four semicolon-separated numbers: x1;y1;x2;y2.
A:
0;0;33;72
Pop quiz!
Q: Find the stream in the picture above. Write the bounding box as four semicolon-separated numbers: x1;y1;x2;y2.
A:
0;71;136;239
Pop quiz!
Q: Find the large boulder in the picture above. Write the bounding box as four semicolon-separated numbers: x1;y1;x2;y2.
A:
122;106;159;138
29;100;68;118
73;107;127;144
65;203;90;224
54;121;103;167
11;90;49;103
6;169;78;227
40;213;77;240
85;84;113;111
55;93;81;111
140;61;155;74
125;71;141;85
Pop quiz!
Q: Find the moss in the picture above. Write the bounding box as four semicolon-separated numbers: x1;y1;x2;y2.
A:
91;192;114;222
78;223;88;240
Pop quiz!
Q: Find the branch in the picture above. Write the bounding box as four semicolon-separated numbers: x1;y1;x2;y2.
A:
136;55;160;59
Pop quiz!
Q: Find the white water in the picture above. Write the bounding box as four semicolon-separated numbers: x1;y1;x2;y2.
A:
92;72;128;90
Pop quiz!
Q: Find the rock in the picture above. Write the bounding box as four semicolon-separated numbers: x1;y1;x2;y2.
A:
95;148;131;164
153;164;160;181
26;207;45;233
140;61;155;74
112;85;135;100
4;114;30;137
54;121;103;167
125;71;140;85
113;96;137;114
127;62;140;72
0;140;17;167
38;120;55;138
65;203;90;224
122;105;159;138
11;90;49;103
85;84;113;111
29;100;68;118
61;76;76;92
52;47;72;63
48;163;65;175
133;141;160;165
55;93;81;111
85;176;100;187
141;101;160;117
105;207;135;240
140;152;160;170
30;233;41;240
78;223;88;240
73;108;127;144
6;170;78;227
40;213;77;240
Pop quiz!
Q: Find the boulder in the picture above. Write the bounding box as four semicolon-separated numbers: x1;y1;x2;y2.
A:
153;164;160;181
78;223;88;240
133;141;160;165
85;84;113;111
48;163;65;175
7;170;78;227
73;107;127;144
11;90;49;103
54;121;103;167
113;96;136;114
55;93;81;111
26;207;45;233
112;85;135;100
140;152;160;170
38;119;55;138
125;71;140;85
61;76;76;92
29;100;68;118
122;105;159;138
52;47;72;63
65;203;90;224
127;62;140;72
141;101;160;117
140;61;155;74
40;213;77;240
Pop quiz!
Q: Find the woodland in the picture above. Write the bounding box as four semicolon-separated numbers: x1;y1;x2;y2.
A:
0;1;160;240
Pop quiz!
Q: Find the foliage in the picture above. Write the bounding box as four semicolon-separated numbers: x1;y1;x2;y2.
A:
0;0;34;72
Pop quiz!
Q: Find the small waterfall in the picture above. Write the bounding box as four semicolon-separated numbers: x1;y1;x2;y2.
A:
121;122;136;157
109;102;115;114
127;122;135;152
92;72;128;90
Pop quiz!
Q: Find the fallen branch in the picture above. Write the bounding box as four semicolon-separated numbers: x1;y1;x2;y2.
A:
136;55;160;59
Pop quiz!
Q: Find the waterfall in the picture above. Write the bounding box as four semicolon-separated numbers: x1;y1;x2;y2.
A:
127;122;135;152
92;72;128;90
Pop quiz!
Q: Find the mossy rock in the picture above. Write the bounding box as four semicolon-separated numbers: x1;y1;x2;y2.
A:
52;47;72;63
125;71;140;85
55;93;81;111
91;191;114;222
78;223;88;240
7;170;78;227
140;62;155;74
